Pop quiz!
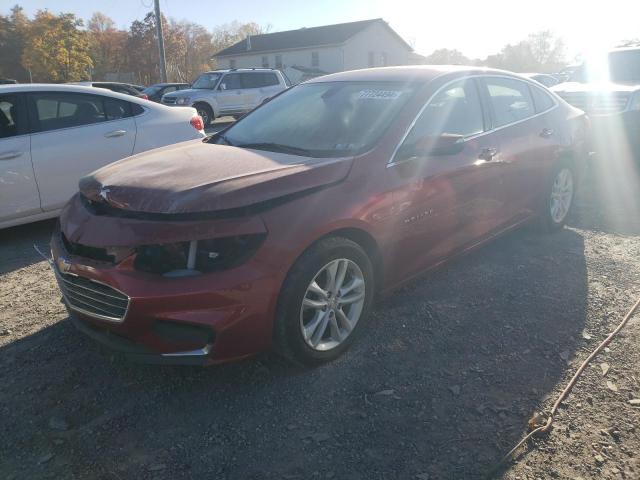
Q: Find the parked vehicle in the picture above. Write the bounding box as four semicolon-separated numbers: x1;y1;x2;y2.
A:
162;68;288;125
0;78;17;85
0;84;205;229
522;73;559;88
73;81;148;99
553;47;640;157
142;83;190;103
51;66;588;366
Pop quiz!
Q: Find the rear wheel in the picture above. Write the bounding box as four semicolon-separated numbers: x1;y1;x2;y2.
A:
193;102;214;126
539;162;575;232
274;237;374;365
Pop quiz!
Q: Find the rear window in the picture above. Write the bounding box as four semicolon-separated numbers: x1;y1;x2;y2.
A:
485;78;535;127
242;72;280;88
28;92;140;133
529;85;555;113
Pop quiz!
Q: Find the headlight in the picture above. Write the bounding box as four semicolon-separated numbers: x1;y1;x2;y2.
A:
134;234;266;276
176;97;191;105
629;92;640;111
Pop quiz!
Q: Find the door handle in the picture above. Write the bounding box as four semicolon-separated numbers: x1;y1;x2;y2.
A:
540;128;554;138
0;151;22;160
478;147;498;161
104;130;126;138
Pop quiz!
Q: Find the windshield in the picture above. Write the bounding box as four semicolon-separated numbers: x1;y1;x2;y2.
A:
214;81;417;158
571;50;640;83
191;73;222;89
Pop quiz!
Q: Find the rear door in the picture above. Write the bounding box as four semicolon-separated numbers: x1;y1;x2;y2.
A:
216;73;245;114
27;91;136;211
388;78;509;280
0;93;41;223
480;77;557;220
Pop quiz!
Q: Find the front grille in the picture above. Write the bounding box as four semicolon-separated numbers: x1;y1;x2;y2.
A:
162;97;177;105
558;91;630;115
55;269;129;322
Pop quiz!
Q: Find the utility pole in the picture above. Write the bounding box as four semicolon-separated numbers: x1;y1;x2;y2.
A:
154;0;167;82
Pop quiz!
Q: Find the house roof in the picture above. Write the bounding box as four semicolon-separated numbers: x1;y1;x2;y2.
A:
214;18;412;57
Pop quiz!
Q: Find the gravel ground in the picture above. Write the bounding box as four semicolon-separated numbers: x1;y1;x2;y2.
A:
1;162;639;480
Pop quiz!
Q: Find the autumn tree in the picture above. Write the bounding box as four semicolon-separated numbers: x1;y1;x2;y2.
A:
170;20;214;82
0;5;30;81
87;12;127;80
22;10;93;82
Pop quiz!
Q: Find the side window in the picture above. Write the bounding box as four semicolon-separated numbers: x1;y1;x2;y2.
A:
275;55;283;69
103;97;132;120
262;56;269;68
529;85;555;113
0;95;25;138
221;73;242;90
163;86;177;94
241;73;262;89
263;73;280;86
402;79;484;146
29;93;107;133
485;77;535;127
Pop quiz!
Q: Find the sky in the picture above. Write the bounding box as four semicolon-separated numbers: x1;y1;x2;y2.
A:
3;0;639;60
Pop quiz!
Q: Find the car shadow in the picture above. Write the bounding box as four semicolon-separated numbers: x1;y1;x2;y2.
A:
0;225;588;479
0;218;56;274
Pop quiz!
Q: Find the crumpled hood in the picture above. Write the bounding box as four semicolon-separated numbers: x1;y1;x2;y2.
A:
79;139;353;215
552;81;640;94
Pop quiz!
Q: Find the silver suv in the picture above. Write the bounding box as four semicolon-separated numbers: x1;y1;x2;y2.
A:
162;69;288;125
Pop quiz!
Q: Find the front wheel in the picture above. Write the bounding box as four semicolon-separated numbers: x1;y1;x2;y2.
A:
193;102;214;126
274;237;374;365
539;162;575;232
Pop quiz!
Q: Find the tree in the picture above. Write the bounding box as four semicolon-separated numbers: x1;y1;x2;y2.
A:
22;10;93;82
0;5;30;81
484;30;566;73
87;12;127;80
169;20;213;82
424;48;472;65
210;21;267;67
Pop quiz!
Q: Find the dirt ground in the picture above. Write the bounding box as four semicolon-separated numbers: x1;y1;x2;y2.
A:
1;158;640;480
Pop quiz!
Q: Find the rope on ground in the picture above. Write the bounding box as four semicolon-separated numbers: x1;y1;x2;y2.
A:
487;294;640;478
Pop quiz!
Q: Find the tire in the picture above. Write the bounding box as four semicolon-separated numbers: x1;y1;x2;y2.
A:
538;161;575;232
274;237;375;366
193;102;214;126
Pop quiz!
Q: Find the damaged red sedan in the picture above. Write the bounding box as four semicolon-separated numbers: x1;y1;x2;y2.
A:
51;66;588;365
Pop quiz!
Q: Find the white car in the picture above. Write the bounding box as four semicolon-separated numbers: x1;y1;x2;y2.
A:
0;84;205;229
162;69;288;125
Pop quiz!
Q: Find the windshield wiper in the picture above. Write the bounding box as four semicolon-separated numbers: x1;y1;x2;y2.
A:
217;133;234;146
236;142;313;156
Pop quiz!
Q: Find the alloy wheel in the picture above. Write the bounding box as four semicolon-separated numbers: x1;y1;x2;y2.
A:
299;258;366;351
550;168;573;224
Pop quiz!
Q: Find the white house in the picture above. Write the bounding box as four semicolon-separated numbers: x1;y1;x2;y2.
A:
213;19;414;84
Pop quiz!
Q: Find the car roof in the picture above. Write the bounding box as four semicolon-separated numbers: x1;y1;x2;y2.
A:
0;83;160;107
304;65;522;84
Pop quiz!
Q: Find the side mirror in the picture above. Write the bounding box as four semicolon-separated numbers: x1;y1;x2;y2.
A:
397;133;465;160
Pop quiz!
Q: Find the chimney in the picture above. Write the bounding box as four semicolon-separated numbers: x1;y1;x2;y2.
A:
246;36;252;51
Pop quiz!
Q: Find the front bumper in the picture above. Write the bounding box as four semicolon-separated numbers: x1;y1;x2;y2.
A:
50;227;281;365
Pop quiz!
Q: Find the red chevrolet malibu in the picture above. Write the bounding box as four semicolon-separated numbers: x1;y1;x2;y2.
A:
51;66;588;365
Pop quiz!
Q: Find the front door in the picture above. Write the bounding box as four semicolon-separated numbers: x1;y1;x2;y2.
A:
0;93;41;223
27;91;136;211
387;78;509;282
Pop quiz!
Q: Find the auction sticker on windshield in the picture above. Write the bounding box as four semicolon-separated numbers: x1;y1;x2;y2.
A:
357;89;404;100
